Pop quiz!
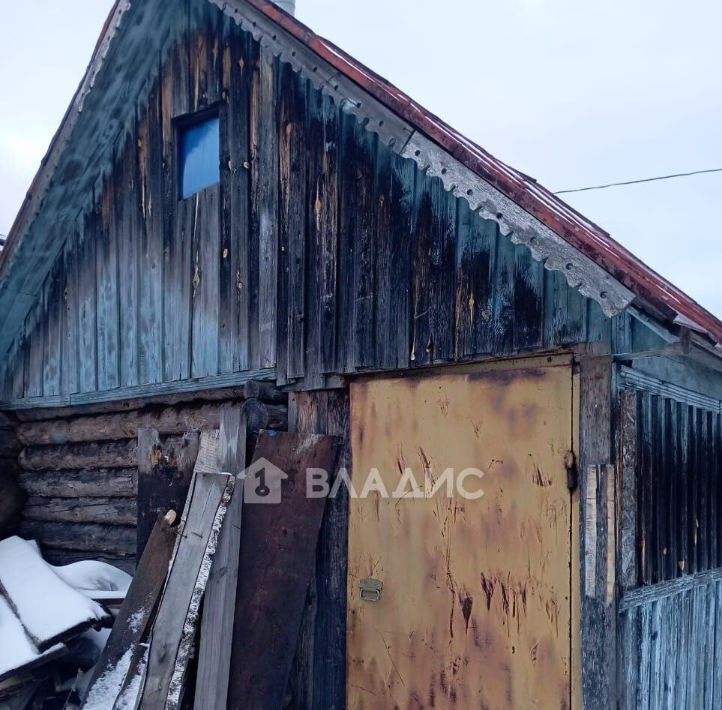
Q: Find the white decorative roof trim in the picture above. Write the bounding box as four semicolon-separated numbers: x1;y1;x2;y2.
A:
401;133;634;317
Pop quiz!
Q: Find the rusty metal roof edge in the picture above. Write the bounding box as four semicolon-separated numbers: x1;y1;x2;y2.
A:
2;0;721;353
236;0;722;349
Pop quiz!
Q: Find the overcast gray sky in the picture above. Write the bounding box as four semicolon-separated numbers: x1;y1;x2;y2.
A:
1;0;720;316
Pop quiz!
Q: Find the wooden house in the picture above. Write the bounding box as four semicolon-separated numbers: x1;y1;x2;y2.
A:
0;0;721;707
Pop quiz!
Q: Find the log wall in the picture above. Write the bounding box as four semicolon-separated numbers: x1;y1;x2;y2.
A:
14;393;288;573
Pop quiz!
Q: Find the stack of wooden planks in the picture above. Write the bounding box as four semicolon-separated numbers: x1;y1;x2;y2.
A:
0;536;128;705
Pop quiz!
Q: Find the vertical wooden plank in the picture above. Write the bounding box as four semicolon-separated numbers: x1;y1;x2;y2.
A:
579;355;615;710
278;66;307;382
410;175;456;365
619;390;639;591
219;22;252;375
24;298;44;398
195;404;247;710
305;88;339;383
703;412;715;570
351;125;377;370
712;581;722;709
138;81;164;385
654;397;670;581
638;602;652;710
490;228;515;354
162;4;192;383
715;415;722;569
60;227;80;395
374;145;395;371
191;185;221;378
389;154;415;369
118;134;140;388
689;407;700;575
96;179;120;392
703;582;716;708
619;609;640;710
668;401;680;579
189;0;223;112
648;600;663;709
640;392;654;584
255;47;278;369
335;112;357;373
513;246;544;352
679;403;690;576
454;207;496;358
78;212;98;394
42;265;63;397
317;95;338;375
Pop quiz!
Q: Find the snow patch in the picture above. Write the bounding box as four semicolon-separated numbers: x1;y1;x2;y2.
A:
82;648;132;710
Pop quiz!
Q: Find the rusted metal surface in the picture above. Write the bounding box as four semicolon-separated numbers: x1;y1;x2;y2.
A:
347;365;575;709
227;430;339;709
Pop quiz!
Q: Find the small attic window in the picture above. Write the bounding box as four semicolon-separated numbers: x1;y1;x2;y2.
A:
178;113;220;199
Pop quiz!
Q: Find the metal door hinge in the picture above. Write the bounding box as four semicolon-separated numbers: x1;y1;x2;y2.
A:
564;450;578;492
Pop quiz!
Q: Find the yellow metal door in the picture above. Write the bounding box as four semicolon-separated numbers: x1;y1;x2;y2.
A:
347;364;575;709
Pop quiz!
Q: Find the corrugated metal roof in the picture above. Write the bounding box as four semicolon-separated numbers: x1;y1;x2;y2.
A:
2;0;721;353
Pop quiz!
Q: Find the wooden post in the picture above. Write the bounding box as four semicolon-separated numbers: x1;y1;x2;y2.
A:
136;428;200;559
578;354;617;710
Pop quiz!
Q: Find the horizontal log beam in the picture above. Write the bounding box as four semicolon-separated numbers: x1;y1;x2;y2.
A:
242;399;288;432
19;439;138;471
17;469;137;498
17;403;224;447
17;400;289;447
0;368;276;419
23;497;137;526
243;380;287;403
18;520;137;557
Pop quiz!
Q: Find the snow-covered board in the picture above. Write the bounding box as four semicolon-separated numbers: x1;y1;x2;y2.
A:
0;594;66;683
0;536;110;651
81;511;177;709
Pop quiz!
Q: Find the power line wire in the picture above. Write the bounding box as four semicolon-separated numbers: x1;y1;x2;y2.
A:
554;167;722;195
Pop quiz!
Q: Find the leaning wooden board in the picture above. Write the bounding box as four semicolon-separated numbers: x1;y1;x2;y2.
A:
226;430;339;710
81;511;177;706
194;404;248;710
139;471;233;709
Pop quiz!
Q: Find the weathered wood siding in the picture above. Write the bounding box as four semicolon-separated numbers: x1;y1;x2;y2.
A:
617;379;722;708
0;1;653;403
633;390;721;585
618;574;722;709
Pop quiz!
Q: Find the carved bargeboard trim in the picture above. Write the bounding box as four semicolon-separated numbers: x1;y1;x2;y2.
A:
401;133;634;317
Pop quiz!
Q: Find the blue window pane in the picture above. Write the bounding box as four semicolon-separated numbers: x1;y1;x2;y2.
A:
179;115;220;199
